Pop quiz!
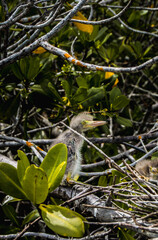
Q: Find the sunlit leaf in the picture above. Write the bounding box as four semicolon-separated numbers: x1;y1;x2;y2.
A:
33;47;47;54
0;163;27;199
40;143;67;192
112;78;119;88
40;204;85;237
17;150;30;184
73;11;93;34
105;71;114;79
22;165;48;204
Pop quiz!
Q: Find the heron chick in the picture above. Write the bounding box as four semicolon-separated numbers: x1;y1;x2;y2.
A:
135;159;158;180
50;112;106;181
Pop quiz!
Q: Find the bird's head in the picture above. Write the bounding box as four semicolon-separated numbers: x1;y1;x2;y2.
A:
70;112;106;133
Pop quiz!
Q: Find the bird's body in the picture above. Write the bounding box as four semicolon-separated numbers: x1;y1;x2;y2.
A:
135;159;158;180
50;112;106;181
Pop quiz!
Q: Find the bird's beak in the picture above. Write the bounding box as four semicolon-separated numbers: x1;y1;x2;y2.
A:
83;120;106;129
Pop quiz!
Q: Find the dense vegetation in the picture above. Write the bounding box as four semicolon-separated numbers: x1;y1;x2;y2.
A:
0;0;158;239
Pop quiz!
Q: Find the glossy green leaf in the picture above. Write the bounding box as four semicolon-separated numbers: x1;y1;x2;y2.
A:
22;165;48;204
40;143;67;192
0;163;27;199
116;116;132;127
40;204;85;237
2;205;19;226
22;209;40;226
112;96;129;110
17;150;30;184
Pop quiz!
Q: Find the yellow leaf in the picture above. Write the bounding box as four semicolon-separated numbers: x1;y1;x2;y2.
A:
33;47;47;54
73;12;93;34
112;78;119;88
105;71;114;79
62;97;71;106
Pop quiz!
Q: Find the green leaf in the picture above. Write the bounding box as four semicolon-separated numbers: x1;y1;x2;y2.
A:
48;82;63;102
0;163;27;199
2;196;21;205
17;150;30;184
40;143;67;192
112;95;129;110
105;45;118;61
94;27;108;41
2;205;19;226
31;84;46;95
61;80;71;97
22;165;48;204
0;94;20;120
109;87;122;106
11;62;23;80
116;116;132;127
101;33;112;46
22;209;40;226
143;44;153;57
27;57;40;80
82;86;105;107
98;45;108;60
119;229;135;240
72;87;87;103
98;176;107;187
40;204;85;237
76;76;89;88
20;58;29;78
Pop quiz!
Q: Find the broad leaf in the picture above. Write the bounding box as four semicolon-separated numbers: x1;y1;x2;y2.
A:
27;57;40;80
72;87;87;103
82;87;105;107
0;163;27;199
40;204;85;237
22;165;48;204
40;143;67;192
116;116;132;127
17;150;30;184
109;87;122;104
112;96;129;110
